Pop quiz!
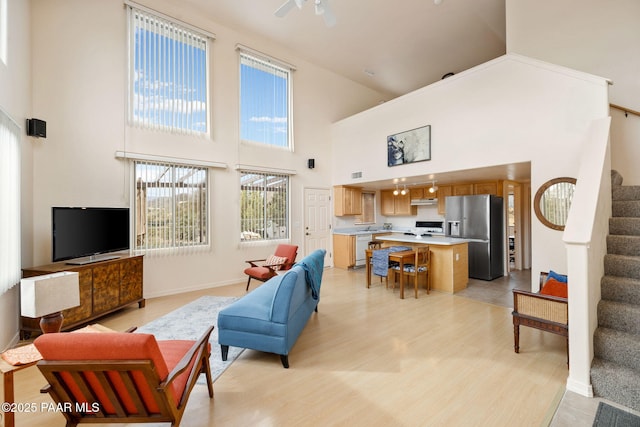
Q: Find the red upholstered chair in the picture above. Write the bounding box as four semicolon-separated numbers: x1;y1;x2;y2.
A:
244;244;298;291
33;326;214;427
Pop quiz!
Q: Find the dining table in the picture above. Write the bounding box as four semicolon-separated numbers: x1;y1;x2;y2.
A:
365;248;416;299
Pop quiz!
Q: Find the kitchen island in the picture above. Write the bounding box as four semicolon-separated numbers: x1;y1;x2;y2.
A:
373;235;469;293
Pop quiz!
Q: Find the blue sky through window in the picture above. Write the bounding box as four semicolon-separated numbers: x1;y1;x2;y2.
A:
131;13;208;134
240;56;289;147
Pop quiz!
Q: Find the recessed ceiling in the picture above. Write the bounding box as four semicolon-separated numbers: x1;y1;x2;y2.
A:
178;0;507;98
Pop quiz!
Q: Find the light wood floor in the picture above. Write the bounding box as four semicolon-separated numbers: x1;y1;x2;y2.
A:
5;268;572;427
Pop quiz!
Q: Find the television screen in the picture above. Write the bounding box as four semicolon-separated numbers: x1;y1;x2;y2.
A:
52;207;130;263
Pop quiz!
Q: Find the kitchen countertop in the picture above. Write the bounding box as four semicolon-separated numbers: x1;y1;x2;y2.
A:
374;235;470;246
333;229;395;236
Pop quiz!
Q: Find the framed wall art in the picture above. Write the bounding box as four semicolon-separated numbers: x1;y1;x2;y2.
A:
387;125;431;167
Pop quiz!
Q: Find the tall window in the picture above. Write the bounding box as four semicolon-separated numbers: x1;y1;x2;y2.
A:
135;161;208;252
239;50;293;149
240;171;289;241
0;108;20;294
127;5;210;135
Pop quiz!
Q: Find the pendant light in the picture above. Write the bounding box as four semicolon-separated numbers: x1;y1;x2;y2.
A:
428;180;438;194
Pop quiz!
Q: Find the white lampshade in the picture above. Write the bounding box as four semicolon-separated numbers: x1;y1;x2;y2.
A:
20;272;80;318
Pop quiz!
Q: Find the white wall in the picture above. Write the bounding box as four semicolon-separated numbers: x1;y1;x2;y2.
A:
0;0;31;351
506;0;640;184
27;0;385;300
331;54;610;282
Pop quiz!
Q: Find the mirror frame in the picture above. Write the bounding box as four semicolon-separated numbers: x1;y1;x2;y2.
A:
534;177;577;231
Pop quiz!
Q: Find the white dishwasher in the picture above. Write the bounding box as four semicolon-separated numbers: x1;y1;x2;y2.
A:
355;234;372;267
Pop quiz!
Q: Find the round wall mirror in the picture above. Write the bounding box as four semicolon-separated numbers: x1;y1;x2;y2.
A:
534;177;577;231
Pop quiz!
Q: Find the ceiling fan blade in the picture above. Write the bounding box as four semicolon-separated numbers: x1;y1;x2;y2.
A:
319;0;336;27
275;0;298;18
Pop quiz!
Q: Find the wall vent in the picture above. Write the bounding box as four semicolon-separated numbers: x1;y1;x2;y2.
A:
351;171;362;179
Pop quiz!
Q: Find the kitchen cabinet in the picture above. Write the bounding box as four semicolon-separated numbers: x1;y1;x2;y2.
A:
410;187;425;200
437;185;452;215
381;190;417;216
453;183;474;196
333;234;355;268
474;181;502;196
334;186;362;216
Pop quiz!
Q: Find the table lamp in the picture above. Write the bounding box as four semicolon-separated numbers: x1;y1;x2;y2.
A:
20;271;80;333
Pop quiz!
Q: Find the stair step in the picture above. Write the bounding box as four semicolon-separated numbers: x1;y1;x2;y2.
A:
607;235;640;257
598;300;640;336
612;200;640;218
609;218;640;236
591;357;640;412
594;327;640;372
611;170;624;186
604;254;640;280
612;185;640;201
601;275;640;305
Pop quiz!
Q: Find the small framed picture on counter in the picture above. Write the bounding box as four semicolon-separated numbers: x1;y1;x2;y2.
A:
387;124;431;167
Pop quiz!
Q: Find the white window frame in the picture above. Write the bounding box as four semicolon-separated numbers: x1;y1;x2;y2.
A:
126;2;213;136
238;45;294;150
239;170;291;242
133;159;209;254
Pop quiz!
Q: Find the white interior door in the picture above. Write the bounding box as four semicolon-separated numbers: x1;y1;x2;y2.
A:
304;188;331;266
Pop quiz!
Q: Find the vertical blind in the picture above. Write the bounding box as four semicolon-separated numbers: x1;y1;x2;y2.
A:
0;108;20;294
240;171;289;241
134;160;208;254
239;52;291;148
128;5;209;135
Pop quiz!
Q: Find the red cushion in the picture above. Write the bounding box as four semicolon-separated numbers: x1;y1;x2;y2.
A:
540;278;568;298
34;333;195;414
244;266;277;280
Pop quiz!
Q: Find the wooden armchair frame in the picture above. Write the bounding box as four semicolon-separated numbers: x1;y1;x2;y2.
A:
35;326;214;426
512;272;568;364
244;244;298;291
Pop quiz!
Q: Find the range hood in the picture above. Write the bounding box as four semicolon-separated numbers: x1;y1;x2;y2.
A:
410;198;438;206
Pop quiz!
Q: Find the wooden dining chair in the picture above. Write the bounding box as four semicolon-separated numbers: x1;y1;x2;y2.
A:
390;246;431;298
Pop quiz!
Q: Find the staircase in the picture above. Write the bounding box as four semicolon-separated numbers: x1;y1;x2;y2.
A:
590;170;640;411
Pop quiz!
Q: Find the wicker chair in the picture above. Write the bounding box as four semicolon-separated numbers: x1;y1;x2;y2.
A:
512;272;568;364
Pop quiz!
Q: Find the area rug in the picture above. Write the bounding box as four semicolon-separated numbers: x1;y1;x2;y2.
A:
136;295;243;383
593;402;640;427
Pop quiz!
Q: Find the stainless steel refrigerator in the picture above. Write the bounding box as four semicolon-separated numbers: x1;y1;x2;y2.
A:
445;194;504;280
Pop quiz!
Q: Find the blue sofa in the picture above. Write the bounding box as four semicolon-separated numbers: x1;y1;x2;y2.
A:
218;249;326;368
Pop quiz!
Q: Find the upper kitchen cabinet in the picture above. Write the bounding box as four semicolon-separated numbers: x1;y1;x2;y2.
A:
437;185;452;215
453;183;474;196
381;190;417;216
474;181;502;196
410;187;425;200
334;186;363;216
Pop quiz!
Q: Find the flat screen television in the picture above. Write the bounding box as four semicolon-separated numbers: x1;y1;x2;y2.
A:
52;207;130;264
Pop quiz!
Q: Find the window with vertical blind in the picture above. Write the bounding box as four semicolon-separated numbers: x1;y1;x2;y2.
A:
127;4;211;135
0;108;20;294
240;171;289;241
134;160;208;253
239;49;293;149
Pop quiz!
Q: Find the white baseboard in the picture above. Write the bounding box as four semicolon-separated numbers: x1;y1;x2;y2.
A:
566;377;594;397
